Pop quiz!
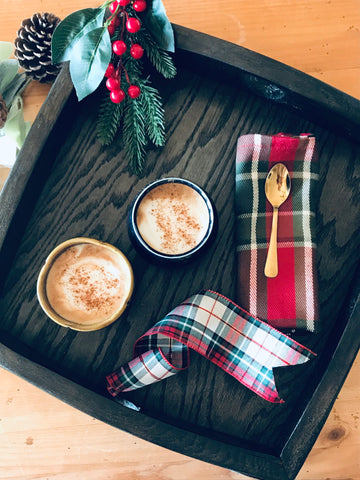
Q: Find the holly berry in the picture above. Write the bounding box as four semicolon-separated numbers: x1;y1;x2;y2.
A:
109;1;118;14
126;17;141;33
112;40;127;55
117;0;130;5
111;15;121;27
106;77;120;91
130;44;144;59
108;24;115;36
133;0;147;12
110;89;125;103
128;85;141;99
104;63;115;78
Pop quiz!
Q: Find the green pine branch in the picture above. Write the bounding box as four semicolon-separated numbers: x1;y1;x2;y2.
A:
135;29;176;79
96;3;176;174
138;79;165;147
122;97;147;175
96;93;125;145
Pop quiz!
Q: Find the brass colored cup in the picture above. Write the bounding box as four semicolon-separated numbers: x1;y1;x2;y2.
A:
37;237;134;331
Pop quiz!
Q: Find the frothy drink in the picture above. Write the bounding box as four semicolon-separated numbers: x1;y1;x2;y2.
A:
136;182;210;255
45;243;132;325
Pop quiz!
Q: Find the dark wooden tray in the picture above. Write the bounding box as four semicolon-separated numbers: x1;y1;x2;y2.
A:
1;25;359;480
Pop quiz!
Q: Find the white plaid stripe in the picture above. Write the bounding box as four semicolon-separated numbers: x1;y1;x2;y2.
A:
302;138;316;331
237;211;316;219
249;134;261;317
301;159;312;245
237;240;317;252
236;171;319;182
304;248;315;331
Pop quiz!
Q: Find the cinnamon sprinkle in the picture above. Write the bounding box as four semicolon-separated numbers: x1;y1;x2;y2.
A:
153;196;201;252
68;265;120;313
136;183;209;255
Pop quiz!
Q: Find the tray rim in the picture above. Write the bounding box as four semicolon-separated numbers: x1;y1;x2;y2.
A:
1;24;360;480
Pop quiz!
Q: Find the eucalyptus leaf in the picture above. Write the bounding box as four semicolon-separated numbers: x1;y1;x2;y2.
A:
51;8;105;64
3;96;31;149
69;27;111;101
0;59;19;92
2;73;30;108
0;41;13;61
145;0;175;52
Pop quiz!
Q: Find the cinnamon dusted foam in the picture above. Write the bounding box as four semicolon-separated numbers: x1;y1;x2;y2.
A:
45;243;132;325
136;182;210;255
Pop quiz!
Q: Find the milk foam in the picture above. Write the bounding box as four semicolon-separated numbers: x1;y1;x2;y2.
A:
136;183;210;255
46;244;132;324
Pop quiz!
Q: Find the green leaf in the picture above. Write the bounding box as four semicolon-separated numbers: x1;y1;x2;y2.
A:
69;27;111;101
144;0;175;52
51;8;105;64
2;73;30;108
0;41;13;61
3;95;31;149
0;59;19;92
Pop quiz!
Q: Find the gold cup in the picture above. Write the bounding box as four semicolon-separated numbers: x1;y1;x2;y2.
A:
37;237;134;331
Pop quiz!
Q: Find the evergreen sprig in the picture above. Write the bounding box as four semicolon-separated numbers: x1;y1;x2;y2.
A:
138;78;165;147
96;94;124;145
95;3;176;174
97;76;166;175
122;96;147;175
51;0;176;175
135;29;177;79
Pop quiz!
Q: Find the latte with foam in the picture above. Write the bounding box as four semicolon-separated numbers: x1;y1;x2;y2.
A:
135;182;210;255
43;242;133;326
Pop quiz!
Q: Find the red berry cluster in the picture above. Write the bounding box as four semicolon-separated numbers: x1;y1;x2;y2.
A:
105;0;147;103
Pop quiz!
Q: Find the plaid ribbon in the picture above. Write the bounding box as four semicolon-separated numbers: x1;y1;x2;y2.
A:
236;133;320;332
106;290;315;403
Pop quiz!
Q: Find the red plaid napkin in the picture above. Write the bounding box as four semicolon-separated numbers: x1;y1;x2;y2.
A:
106;290;316;403
236;133;320;332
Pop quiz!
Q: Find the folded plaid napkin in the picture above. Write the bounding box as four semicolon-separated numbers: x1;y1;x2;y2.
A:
106;290;316;403
235;133;320;332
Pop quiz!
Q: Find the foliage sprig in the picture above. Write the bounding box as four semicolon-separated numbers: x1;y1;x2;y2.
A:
51;0;176;175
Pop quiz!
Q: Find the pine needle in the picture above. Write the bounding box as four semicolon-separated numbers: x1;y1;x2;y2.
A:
96;93;125;146
122;97;147;175
135;30;176;79
138;79;166;147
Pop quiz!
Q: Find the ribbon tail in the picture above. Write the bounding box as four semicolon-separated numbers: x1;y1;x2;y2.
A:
239;350;314;404
237;364;283;403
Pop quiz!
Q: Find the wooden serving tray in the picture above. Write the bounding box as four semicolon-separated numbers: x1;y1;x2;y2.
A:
1;25;359;480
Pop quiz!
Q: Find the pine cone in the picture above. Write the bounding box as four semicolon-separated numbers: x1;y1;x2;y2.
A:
0;94;8;129
14;12;61;83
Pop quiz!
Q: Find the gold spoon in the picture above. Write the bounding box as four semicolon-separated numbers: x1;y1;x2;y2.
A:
264;163;291;278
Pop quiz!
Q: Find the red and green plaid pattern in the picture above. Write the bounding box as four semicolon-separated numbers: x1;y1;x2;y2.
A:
236;133;320;332
106;290;316;403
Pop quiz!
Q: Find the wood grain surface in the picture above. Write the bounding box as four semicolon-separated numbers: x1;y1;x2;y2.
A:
0;1;359;480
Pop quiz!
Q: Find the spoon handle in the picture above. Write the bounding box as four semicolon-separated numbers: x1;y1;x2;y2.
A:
264;207;279;278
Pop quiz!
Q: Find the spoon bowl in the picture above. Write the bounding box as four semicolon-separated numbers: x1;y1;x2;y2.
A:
264;163;291;277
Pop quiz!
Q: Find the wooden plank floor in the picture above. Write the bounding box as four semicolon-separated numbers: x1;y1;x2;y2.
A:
0;1;359;479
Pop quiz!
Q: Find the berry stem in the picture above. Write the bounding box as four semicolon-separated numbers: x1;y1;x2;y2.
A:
120;11;127;40
123;65;131;85
115;64;122;87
